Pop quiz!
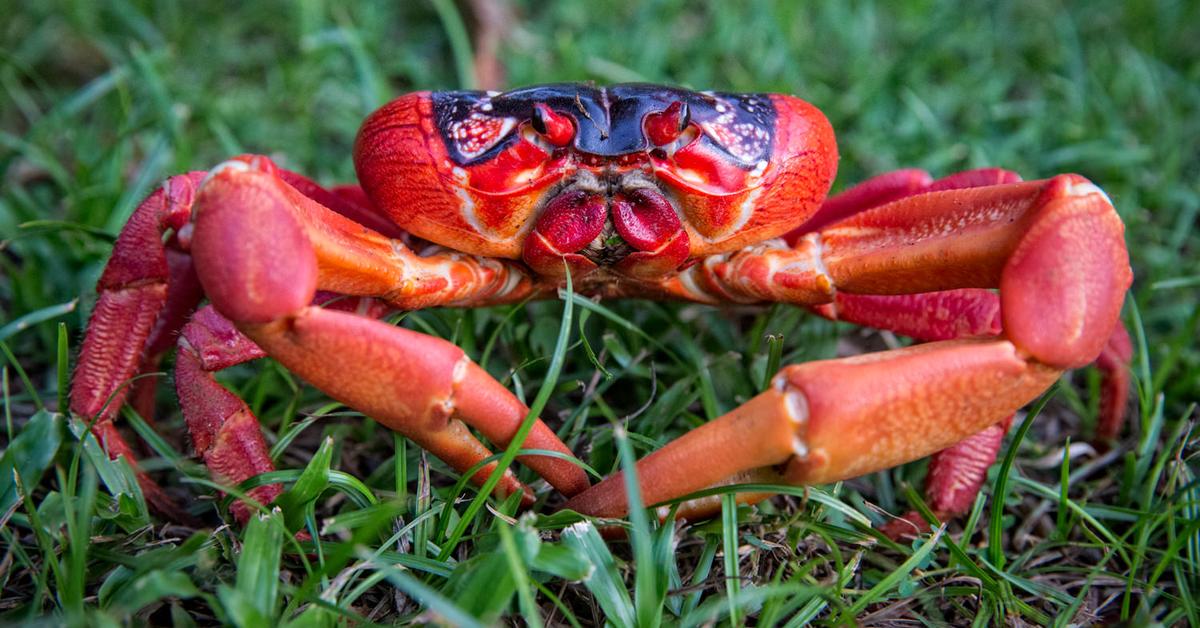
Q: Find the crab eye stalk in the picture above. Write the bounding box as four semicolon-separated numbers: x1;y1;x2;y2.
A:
644;100;691;146
530;103;575;147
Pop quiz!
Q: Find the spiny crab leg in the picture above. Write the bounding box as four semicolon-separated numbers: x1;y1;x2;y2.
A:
174;305;275;521
567;173;1131;518
177;294;410;523
71;163;418;518
70;169;387;427
189;156;589;503
71;173;204;423
70;172;205;518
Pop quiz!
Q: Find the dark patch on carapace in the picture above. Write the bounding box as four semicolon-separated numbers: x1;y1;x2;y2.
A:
432;83;776;168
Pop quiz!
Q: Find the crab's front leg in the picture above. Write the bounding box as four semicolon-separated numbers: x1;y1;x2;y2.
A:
566;174;1131;519
189;156;589;507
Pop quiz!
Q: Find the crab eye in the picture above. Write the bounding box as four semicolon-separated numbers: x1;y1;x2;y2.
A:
530;103;575;147
644;100;691;146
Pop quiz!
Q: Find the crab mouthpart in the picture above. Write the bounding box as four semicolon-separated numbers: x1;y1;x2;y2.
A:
522;180;690;279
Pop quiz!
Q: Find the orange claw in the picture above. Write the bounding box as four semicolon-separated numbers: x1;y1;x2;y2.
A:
565;339;1060;518
239;308;589;500
818;175;1131;368
999;176;1131;368
567;173;1130;520
190;156;588;504
803;169;1132;536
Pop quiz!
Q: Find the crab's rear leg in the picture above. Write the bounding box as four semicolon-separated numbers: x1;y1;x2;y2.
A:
70;165;404;519
174;306;275;521
70;172;206;517
568;173;1131;519
175;297;390;522
188;157;589;505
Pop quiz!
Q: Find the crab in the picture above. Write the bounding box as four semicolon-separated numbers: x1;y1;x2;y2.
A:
70;83;1133;534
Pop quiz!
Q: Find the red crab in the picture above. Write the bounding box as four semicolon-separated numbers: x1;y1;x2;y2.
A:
71;83;1133;535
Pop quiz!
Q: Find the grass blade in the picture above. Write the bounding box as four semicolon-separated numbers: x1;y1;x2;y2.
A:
438;269;575;560
615;424;663;628
989;391;1053;569
846;525;946;617
0;299;77;344
0;410;64;516
721;494;741;626
498;523;543;627
219;508;285;625
273;435;334;532
562;521;635;628
430;0;477;89
367;554;486;628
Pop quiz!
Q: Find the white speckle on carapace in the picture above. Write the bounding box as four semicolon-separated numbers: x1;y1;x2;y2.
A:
447;113;515;160
700;117;769;163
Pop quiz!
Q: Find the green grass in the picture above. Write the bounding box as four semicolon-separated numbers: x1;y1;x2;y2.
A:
2;0;1198;624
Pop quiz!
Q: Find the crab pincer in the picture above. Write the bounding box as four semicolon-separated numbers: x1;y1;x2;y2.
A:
189;157;589;504
566;171;1130;521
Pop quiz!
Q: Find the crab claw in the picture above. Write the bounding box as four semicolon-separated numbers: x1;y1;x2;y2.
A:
190;156;589;504
564;339;1060;518
568;172;1131;519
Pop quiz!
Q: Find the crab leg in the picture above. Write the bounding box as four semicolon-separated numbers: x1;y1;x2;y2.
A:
71;173;204;423
814;290;1132;438
802;170;1132;533
188;156;589;502
70;164;418;518
569;173;1131;518
173;306;275;521
69;172;206;517
123;248;206;426
808;169;1131;531
786;169;934;237
811;291;1131;536
175;298;396;521
72;170;401;420
566;338;1061;517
